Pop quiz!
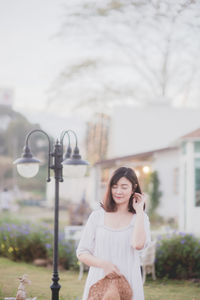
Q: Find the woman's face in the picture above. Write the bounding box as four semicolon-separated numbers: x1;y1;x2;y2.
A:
111;176;133;206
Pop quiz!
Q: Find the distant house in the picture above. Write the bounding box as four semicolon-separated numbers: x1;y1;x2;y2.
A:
91;127;200;237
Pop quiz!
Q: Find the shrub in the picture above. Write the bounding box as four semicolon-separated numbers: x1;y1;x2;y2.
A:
0;221;78;270
148;171;162;214
47;232;79;271
156;232;200;279
58;238;78;271
0;223;50;262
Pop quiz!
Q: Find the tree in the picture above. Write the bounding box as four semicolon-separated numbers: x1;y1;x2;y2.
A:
47;0;200;115
0;105;51;159
0;105;52;194
148;171;162;214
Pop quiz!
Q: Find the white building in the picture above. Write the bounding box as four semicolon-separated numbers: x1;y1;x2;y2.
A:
92;128;200;237
178;129;200;236
46;177;90;208
46;105;200;236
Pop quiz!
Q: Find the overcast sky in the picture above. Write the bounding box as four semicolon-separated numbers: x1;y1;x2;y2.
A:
0;0;88;138
48;0;200;113
0;0;64;110
1;0;200;144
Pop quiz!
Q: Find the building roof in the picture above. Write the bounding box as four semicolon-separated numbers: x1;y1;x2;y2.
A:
95;146;177;166
181;128;200;139
95;125;200;167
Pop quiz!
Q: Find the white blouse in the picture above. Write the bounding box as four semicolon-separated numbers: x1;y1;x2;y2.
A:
76;208;151;300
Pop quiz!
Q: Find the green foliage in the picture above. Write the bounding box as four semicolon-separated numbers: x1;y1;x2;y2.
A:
0;222;49;262
0;219;78;270
156;233;200;279
0;105;53;194
58;238;79;271
0;105;40;157
148;171;162;214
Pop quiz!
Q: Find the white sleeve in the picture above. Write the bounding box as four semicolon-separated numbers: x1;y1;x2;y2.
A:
143;213;151;249
76;211;98;257
136;213;151;253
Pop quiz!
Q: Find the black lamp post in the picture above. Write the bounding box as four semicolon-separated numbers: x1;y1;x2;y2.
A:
14;129;89;300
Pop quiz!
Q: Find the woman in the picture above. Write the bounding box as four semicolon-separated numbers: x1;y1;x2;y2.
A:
76;167;151;300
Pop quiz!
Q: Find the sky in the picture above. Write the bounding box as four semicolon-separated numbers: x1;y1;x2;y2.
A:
1;0;200;151
0;0;86;138
0;0;62;110
1;1;200;114
47;0;200;112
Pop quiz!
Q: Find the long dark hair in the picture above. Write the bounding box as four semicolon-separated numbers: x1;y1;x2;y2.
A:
101;167;144;214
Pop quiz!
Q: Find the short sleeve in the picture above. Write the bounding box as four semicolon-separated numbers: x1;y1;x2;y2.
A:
76;210;99;257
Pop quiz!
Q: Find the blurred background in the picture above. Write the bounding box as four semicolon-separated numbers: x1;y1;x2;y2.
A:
0;0;200;244
1;1;200;298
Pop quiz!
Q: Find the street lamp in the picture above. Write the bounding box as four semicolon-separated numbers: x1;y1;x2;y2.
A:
13;129;89;300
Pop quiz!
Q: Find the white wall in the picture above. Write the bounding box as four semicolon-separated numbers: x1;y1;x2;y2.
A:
46;177;90;207
45;168;102;210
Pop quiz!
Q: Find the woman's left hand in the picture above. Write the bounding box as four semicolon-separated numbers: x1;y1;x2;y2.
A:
132;193;145;214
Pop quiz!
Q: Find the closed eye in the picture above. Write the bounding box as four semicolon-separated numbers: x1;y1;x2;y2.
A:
112;185;117;189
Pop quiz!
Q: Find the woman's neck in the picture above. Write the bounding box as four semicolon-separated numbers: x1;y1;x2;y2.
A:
116;203;129;214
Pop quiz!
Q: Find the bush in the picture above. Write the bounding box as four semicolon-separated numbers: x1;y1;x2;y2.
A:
0;221;78;270
156;232;200;279
58;236;79;271
0;223;50;262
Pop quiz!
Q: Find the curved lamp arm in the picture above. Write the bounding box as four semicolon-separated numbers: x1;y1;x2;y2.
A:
60;130;72;159
60;129;81;159
60;129;78;148
60;130;89;178
23;129;52;182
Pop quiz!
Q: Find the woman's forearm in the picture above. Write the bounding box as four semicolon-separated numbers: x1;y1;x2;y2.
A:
78;252;121;275
77;252;106;268
131;211;146;250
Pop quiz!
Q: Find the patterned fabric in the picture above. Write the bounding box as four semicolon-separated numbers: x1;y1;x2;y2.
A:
87;273;133;300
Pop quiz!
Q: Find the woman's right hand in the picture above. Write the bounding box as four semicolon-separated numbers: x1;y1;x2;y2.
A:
102;261;121;276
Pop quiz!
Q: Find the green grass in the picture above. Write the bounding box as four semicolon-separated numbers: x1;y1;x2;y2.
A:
144;278;200;300
0;258;199;300
0;257;85;300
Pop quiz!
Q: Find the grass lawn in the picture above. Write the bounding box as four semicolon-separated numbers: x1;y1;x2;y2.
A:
0;258;199;300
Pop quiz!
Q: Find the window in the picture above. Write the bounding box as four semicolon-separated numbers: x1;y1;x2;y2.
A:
194;158;200;207
194;141;200;153
181;142;186;154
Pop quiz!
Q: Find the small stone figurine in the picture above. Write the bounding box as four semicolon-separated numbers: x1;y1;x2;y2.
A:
16;274;31;300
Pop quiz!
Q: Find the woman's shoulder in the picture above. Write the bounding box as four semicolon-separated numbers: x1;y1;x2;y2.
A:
86;207;104;224
89;207;104;218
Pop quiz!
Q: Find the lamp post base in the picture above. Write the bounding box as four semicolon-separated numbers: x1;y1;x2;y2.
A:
50;278;61;300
